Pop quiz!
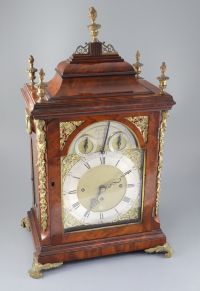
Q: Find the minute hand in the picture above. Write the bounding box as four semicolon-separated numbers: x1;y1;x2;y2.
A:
104;177;122;189
101;121;111;154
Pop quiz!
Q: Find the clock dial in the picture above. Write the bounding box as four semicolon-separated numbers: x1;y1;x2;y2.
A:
63;152;140;225
75;135;95;155
62;121;144;231
109;131;127;151
68;121;137;155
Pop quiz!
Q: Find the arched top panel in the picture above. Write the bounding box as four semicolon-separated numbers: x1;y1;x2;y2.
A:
60;119;147;158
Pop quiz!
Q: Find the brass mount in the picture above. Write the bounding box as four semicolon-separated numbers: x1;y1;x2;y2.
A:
133;50;143;78
37;68;47;102
145;242;173;258
25;110;32;135
87;7;101;42
21;216;31;231
29;254;63;279
157;62;169;95
27;55;38;86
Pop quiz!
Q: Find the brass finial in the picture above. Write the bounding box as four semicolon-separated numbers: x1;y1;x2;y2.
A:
87;7;101;42
157;62;169;95
37;69;47;102
133;50;143;78
27;55;37;86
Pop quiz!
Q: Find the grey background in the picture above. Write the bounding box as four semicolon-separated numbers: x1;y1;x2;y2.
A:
0;0;200;290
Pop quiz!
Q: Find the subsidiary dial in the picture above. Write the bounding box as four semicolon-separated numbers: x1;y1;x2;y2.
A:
109;131;128;151
75;135;95;155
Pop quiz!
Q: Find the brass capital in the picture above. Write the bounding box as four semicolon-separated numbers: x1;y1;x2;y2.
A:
157;62;169;95
37;68;47;102
133;50;143;78
87;7;101;42
27;55;38;87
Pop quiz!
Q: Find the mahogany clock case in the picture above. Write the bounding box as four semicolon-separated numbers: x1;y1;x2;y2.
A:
22;39;175;266
27;112;170;265
1;0;199;288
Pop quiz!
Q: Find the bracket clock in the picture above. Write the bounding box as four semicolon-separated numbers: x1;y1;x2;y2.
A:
21;7;175;278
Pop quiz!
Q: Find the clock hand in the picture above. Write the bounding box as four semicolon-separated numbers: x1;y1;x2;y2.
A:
117;134;122;150
100;175;122;190
89;186;105;210
89;197;99;210
90;197;104;210
89;179;121;208
90;175;122;211
83;137;89;153
90;176;122;211
101;121;111;154
104;177;122;189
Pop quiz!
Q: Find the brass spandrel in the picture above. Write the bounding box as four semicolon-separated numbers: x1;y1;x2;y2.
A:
60;121;84;150
125;116;149;143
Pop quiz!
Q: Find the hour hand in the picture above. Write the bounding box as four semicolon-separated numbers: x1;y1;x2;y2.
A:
90;187;104;210
90;197;104;210
89;197;99;210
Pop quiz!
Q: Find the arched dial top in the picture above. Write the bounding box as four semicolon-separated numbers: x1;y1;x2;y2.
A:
62;120;144;231
68;121;138;156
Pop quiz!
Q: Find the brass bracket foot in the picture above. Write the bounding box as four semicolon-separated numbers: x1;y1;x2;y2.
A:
28;254;63;279
145;242;173;258
21;216;31;232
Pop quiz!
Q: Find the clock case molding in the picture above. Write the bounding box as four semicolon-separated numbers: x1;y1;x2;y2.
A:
21;40;175;275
